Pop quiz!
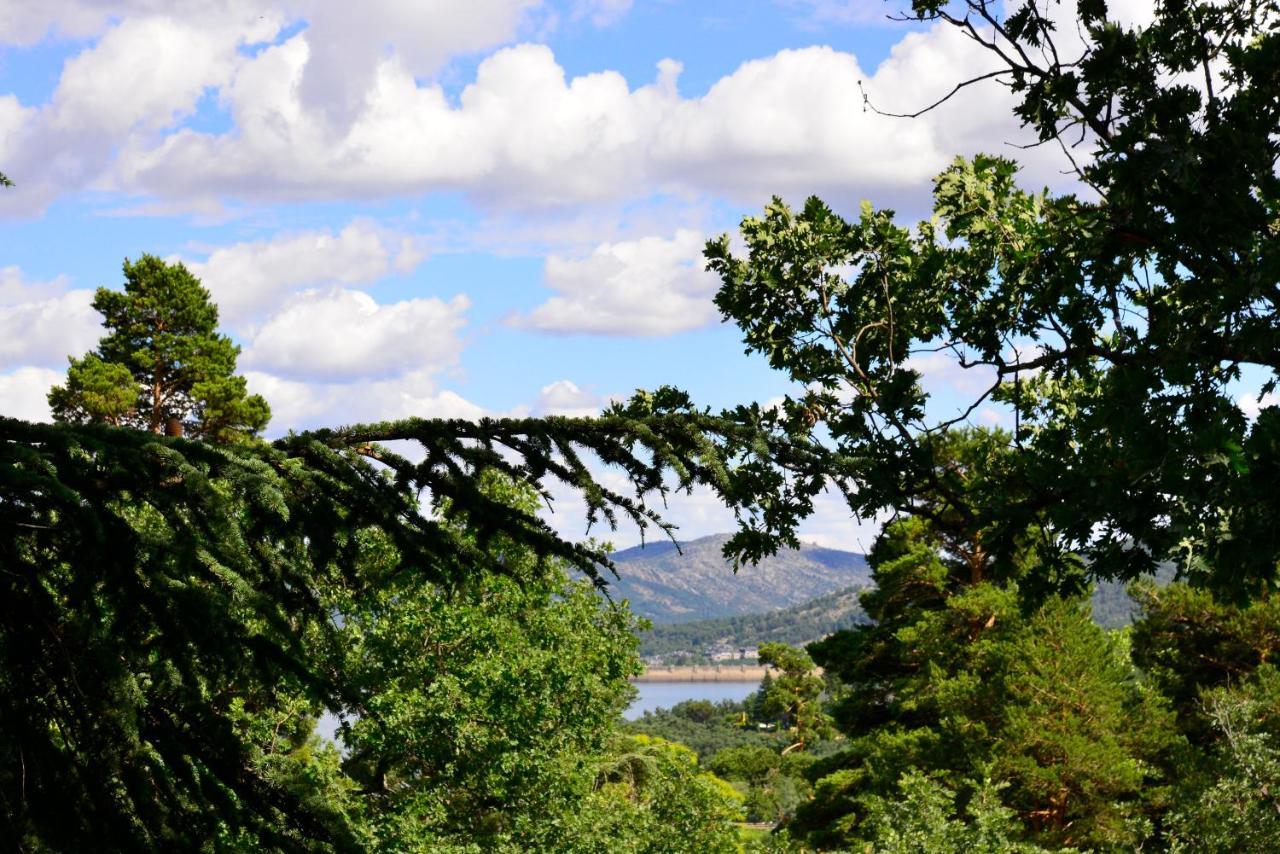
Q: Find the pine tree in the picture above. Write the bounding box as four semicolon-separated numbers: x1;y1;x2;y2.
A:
48;254;270;442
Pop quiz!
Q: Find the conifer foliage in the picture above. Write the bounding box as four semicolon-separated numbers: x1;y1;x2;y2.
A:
0;406;748;849
48;255;270;442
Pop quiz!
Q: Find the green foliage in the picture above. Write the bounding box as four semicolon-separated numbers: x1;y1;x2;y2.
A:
860;772;1058;854
48;254;270;442
0;405;751;850
628;698;777;761
333;475;645;850
1130;582;1280;739
665;0;1280;600
1166;669;1280;852
756;643;833;751
560;734;744;854
794;507;1181;850
47;353;137;425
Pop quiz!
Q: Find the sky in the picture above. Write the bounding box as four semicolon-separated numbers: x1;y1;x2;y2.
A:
0;0;1165;551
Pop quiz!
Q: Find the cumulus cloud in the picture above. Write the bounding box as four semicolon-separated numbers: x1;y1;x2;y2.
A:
243;288;469;382
0;367;64;422
0;9;276;216
245;368;486;432
2;2;1084;215
0;267;102;369
516;229;718;335
110;27;1057;211
0;0;543;214
179;220;426;327
533;379;610;416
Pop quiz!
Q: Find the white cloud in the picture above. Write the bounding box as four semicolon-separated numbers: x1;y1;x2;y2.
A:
246;368;487;432
1238;390;1278;421
2;5;1083;215
534;379;609;416
243;288;469;382
905;350;999;396
110;27;1058;211
180;220;426;327
0;367;64;422
291;0;541;127
0;267;102;369
0;9;272;215
517;228;718;335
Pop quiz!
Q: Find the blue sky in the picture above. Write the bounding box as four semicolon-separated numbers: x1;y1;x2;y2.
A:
0;0;1147;548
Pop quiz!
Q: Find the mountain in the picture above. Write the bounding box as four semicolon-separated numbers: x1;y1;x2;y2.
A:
638;584;869;659
605;533;871;624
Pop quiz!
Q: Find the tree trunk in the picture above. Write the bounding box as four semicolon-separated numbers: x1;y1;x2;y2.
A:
165;416;183;437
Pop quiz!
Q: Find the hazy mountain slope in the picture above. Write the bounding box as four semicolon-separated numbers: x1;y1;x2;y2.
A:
607;533;870;624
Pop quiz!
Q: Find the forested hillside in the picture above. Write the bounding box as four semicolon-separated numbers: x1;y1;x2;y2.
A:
639;585;868;659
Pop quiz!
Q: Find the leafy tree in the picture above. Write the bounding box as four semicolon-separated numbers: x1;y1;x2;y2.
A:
628;697;780;761
756;643;832;752
860;772;1055;854
1165;669;1280;852
1130;582;1280;740
1128;584;1280;848
0;403;750;849
561;734;745;854
333;474;645;850
617;0;1280;605
793;483;1181;850
48;254;270;442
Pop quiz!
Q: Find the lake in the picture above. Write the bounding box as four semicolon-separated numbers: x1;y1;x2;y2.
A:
625;680;759;720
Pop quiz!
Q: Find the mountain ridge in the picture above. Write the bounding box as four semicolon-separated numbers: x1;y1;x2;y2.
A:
605;533;871;624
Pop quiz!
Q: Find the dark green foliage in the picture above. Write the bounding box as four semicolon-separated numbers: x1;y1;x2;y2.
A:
1130;582;1280;739
659;0;1280;600
0;408;750;850
48;254;270;442
1165;668;1280;851
793;505;1181;850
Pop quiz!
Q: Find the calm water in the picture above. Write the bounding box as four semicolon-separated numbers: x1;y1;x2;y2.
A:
625;681;758;720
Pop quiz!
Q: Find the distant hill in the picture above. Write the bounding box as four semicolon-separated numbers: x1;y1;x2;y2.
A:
1090;564;1178;628
638;585;869;659
606;534;871;624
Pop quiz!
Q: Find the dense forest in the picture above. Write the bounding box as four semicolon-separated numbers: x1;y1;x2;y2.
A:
4;0;1280;850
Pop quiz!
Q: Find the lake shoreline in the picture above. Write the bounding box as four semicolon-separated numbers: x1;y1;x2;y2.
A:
632;665;769;683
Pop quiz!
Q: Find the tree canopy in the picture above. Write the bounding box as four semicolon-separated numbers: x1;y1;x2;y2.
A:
627;0;1280;602
48;254;270;442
